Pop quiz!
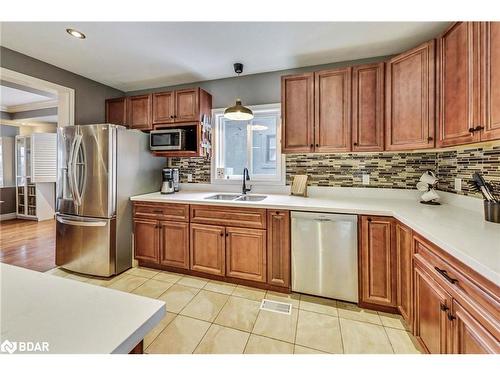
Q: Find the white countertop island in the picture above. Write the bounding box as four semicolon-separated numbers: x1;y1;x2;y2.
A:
131;188;500;286
0;264;165;354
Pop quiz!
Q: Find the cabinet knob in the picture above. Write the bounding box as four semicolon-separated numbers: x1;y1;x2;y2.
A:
315;144;319;147
447;312;456;321
440;303;449;312
474;125;484;131
170;115;174;119
353;142;358;146
367;218;372;222
469;128;476;133
427;137;433;141
310;144;314;148
220;232;224;237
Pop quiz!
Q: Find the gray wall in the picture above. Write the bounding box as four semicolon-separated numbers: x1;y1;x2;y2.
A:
127;55;389;107
0;125;19;215
0;47;124;124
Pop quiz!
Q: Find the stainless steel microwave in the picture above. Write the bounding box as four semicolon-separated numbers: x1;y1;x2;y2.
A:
150;129;186;151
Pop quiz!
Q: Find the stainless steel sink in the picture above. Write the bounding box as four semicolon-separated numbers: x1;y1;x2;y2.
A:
235;195;267;202
204;194;242;201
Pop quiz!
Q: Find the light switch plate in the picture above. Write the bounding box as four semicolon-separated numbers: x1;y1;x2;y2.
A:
187;173;193;183
454;178;462;192
362;174;370;185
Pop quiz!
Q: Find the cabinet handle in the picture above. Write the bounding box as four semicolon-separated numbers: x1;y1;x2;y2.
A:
447;312;456;321
474;126;484;131
440;303;449;312
434;267;458;284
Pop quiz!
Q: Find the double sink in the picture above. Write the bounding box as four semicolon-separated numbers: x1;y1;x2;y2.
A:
204;194;267;202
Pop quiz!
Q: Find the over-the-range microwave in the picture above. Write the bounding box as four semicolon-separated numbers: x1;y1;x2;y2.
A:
150;129;186;151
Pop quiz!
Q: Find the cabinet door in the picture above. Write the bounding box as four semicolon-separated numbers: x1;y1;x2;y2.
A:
352;63;384;152
314;67;352;152
395;222;413;326
360;216;397;307
413;261;452;354
152;91;175;124
159;220;189;269
127;94;152;130
226;227;267;283
190;223;225;276
281;73;314;153
134;219;158;263
105;97;127;126
267;210;290;288
174;88;198;122
438;22;481;147
450;300;500;354
481;22;500;141
386;41;435;150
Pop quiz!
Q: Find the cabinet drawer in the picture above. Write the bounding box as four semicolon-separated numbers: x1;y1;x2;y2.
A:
413;234;500;336
190;205;267;229
133;202;189;222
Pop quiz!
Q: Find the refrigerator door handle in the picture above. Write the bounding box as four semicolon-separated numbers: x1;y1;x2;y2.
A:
70;134;83;206
56;216;107;227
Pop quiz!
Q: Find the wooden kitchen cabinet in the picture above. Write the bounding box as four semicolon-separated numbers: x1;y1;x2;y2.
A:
226;227;267;282
133;218;159;263
159;220;189;269
413;260;452;354
450;299;500;354
386;40;435;150
152;91;175;124
437;22;480;147
127;94;152;130
190;223;225;276
105;97;127;126
395;221;413;326
267;210;291;288
281;73;314;153
314;67;352;152
481;21;500;141
359;216;397;309
174;88;199;122
352;63;385;152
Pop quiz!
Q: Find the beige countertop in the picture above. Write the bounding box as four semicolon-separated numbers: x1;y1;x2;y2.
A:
131;188;500;286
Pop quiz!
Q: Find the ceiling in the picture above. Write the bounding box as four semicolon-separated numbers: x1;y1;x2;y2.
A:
1;85;54;109
0;22;451;92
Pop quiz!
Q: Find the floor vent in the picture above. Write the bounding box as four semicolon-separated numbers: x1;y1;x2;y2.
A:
259;299;292;315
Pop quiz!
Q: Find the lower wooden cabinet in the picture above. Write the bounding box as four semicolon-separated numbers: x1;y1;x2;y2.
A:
450;300;500;354
267;210;291;287
395;222;413;326
226;227;267;282
190;223;225;276
359;216;397;308
159;220;189;269
133;218;159;263
413;260;452;354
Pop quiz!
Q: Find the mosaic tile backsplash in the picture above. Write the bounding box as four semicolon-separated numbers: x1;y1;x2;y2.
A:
169;144;500;199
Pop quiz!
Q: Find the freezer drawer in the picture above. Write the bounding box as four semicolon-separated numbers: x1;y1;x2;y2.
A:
56;214;116;277
291;211;358;303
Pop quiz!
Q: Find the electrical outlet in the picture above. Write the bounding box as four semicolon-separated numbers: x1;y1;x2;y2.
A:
216;168;225;179
454;178;462;192
362;174;370;185
187;173;193;183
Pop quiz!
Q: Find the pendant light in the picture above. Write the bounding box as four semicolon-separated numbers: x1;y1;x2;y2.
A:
224;63;254;121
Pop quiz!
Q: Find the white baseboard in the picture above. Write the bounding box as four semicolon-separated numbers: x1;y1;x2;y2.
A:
0;212;17;221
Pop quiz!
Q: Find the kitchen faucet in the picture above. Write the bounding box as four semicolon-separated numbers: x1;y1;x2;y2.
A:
242;168;251;195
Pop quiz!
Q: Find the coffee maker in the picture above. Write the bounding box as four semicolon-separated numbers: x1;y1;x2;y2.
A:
161;168;179;194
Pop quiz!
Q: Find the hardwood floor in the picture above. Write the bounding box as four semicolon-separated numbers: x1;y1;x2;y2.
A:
0;219;56;272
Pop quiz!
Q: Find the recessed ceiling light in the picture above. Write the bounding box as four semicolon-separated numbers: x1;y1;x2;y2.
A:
66;28;86;39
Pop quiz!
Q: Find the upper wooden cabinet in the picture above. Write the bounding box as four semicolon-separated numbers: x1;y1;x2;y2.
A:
359;216;397;308
267;210;291;288
438;22;500;146
437;22;480;147
153;88;211;125
386;41;436;151
105;97;127;126
281;73;314;153
352;63;385;152
480;22;500;141
127;94;152;130
314;67;352;152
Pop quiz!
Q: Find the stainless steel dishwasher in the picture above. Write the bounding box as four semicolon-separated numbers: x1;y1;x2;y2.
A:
291;211;358;303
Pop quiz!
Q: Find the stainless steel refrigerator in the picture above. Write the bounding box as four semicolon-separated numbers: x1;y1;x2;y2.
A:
55;124;165;277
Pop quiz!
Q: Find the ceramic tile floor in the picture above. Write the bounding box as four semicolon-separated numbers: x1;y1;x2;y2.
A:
45;266;423;354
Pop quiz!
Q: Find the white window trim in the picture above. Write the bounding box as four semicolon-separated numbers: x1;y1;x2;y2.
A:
211;103;285;186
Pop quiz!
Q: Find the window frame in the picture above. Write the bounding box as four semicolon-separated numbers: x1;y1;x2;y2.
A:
211;103;285;186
